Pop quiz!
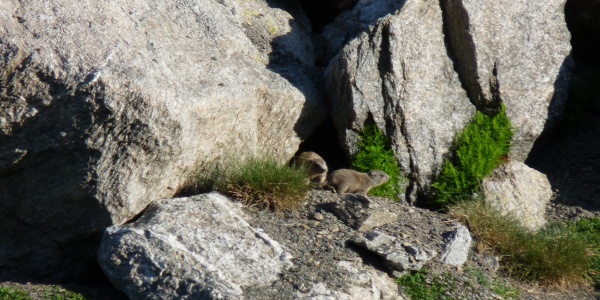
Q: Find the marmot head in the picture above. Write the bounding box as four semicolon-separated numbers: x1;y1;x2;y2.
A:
367;170;390;187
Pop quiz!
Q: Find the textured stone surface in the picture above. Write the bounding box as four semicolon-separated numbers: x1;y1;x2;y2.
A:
440;224;472;266
325;0;475;202
332;194;398;232
98;192;293;300
295;261;401;300
321;0;406;62
0;0;323;280
482;161;554;231
441;0;572;160
352;230;437;275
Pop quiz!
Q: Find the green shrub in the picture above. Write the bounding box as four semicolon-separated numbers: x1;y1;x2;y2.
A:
197;156;311;211
432;106;512;205
451;200;597;286
397;269;449;300
352;125;403;198
0;287;30;300
0;286;86;300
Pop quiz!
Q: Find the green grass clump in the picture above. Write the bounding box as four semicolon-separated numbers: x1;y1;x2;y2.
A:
432;106;512;205
0;287;30;300
451;200;598;286
566;218;600;287
397;269;449;300
352;125;402;198
197;156;312;211
0;286;86;300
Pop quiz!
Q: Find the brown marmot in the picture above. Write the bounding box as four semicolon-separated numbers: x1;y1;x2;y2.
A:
326;169;390;196
294;151;328;184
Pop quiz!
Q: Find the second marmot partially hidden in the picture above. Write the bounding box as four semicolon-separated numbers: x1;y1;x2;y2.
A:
326;169;390;196
294;151;328;184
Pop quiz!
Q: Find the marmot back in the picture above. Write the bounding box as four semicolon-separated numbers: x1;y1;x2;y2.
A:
294;151;328;184
326;169;389;196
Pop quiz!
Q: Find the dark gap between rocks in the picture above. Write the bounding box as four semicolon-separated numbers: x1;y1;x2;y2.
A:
298;0;353;34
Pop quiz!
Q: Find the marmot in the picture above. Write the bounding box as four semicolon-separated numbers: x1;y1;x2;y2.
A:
294;151;328;184
326;169;390;196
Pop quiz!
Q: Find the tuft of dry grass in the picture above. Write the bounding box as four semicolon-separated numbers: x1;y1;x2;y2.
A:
450;199;597;287
198;156;312;211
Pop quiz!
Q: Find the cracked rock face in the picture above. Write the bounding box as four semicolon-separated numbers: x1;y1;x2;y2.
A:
325;0;475;202
97;193;294;300
441;0;572;160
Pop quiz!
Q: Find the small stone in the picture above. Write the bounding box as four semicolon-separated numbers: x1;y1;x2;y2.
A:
311;212;325;221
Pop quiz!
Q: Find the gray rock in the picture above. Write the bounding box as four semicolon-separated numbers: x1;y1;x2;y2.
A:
233;0;314;67
321;0;406;62
295;261;402;300
332;195;398;232
352;230;437;275
325;0;475;202
98;192;293;300
481;161;553;231
441;0;572;160
0;0;322;280
440;224;472;266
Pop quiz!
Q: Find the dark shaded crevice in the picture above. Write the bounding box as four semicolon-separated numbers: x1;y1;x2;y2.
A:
299;0;340;34
298;0;358;33
488;61;502;112
375;21;420;204
564;0;600;65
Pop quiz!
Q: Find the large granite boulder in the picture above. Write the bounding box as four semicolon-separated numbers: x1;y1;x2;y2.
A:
325;0;476;202
0;0;323;281
441;0;572;160
98;193;294;300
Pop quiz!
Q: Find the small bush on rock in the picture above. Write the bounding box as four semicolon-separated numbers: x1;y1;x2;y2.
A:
352;125;403;199
198;156;311;211
432;105;512;206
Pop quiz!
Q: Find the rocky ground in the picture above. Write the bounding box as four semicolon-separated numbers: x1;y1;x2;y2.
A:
1;186;600;299
246;190;600;300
